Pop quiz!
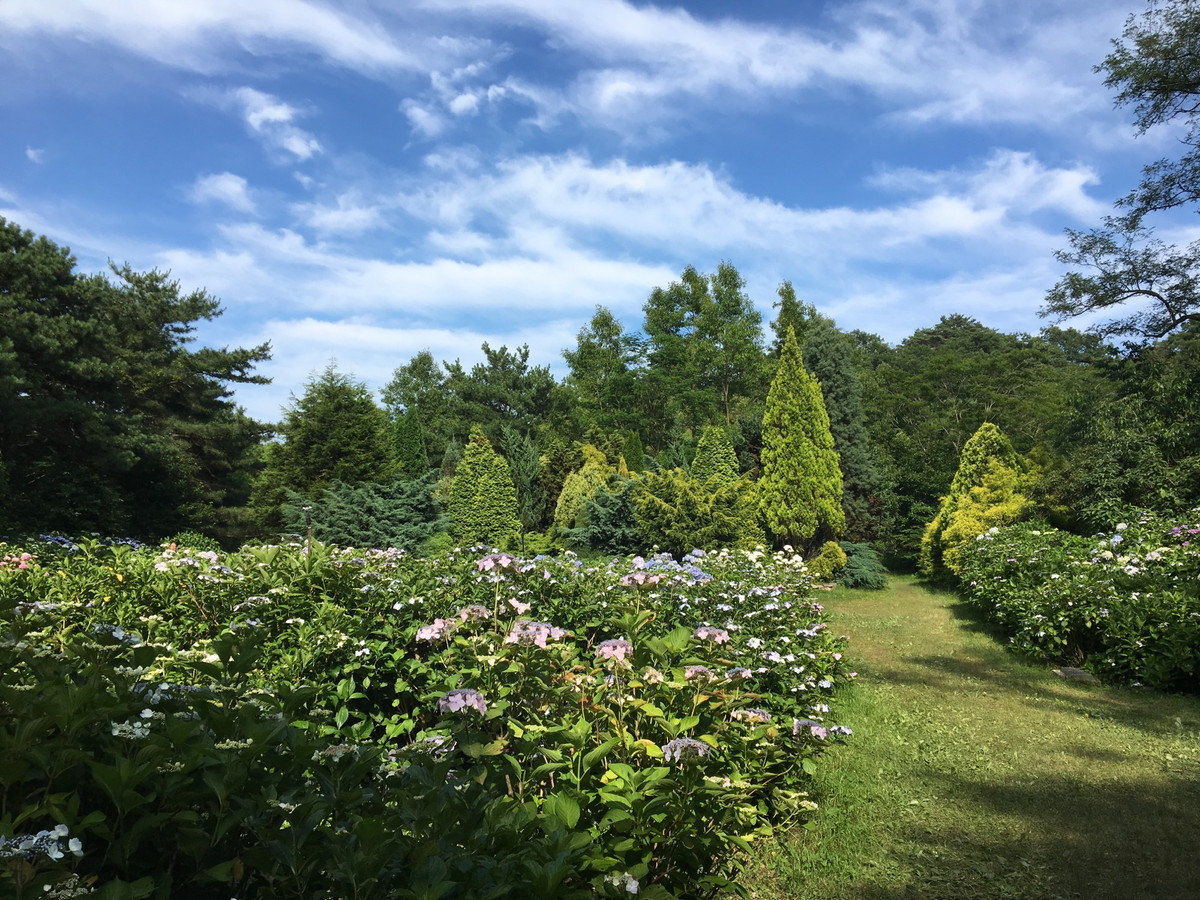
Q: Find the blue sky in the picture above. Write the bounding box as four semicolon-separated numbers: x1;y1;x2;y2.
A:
0;0;1181;422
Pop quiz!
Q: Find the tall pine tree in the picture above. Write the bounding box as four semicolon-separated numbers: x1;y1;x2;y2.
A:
758;327;845;550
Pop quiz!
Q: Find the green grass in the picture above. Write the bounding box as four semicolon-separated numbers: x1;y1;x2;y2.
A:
744;576;1200;899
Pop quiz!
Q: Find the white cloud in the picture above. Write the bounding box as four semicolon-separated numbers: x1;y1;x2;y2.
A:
190;172;256;213
25;146;45;164
292;195;383;235
402;99;448;138
229;87;321;160
418;0;1129;138
231;315;584;422
0;0;433;76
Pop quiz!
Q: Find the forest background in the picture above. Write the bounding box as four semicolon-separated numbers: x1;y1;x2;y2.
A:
4;219;1198;569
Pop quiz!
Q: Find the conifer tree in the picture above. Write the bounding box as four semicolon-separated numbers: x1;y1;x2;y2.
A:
447;426;521;547
919;422;1031;578
690;426;739;485
758;327;845;549
553;444;613;533
802;320;892;542
253;366;395;527
393;409;429;480
621;431;646;473
630;468;763;556
499;423;545;546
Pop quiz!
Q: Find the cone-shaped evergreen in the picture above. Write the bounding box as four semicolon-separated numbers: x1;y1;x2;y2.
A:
621;431;645;473
759;327;845;549
919;422;1031;578
393;409;429;480
802;320;892;542
691;426;740;485
553;444;613;532
447;426;521;547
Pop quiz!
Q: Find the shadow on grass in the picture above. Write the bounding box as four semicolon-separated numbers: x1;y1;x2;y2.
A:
861;767;1200;900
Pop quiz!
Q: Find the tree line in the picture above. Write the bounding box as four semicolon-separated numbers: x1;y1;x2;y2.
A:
4;216;1197;568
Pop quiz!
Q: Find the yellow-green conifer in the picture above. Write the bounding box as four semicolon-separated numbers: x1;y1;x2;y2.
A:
758;327;845;549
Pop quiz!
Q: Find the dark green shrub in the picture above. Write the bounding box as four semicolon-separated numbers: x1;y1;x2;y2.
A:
836;542;888;590
281;474;445;551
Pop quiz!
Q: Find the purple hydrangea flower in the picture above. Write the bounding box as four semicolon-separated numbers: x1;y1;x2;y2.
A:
661;736;712;764
596;638;634;661
506;619;567;648
693;626;730;644
438;688;487;716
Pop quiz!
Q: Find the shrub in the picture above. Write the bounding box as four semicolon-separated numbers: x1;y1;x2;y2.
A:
0;538;855;897
164;530;222;553
807;540;848;581
281;474;445;552
837;542;888;590
958;513;1200;690
447;427;521;548
920;423;1032;580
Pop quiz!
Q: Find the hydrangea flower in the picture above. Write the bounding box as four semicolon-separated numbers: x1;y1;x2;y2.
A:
506;620;568;648
416;618;459;642
792;718;828;739
596;638;633;661
477;553;517;572
438;688;488;716
693;626;730;644
605;872;641;894
661;736;712;764
684;665;714;681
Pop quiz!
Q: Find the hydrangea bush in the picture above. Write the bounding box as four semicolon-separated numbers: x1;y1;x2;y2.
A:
958;512;1200;690
0;538;853;898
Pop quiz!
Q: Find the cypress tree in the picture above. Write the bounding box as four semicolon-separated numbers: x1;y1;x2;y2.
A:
758;327;845;550
447;426;521;547
393;409;429;480
919;422;1031;578
802;320;892;542
621;431;646;473
499;423;545;547
553;444;613;533
690;425;739;485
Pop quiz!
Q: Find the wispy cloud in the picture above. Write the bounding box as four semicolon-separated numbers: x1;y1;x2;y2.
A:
25;146;45;164
190;172;256;213
227;87;322;161
0;0;435;76
411;0;1128;139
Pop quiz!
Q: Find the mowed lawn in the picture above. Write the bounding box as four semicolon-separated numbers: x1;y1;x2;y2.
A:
747;576;1200;899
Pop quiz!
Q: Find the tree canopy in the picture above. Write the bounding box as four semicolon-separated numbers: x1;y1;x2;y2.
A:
0;218;269;541
1046;0;1200;339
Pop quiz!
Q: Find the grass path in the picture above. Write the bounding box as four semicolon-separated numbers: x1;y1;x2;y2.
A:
747;576;1200;899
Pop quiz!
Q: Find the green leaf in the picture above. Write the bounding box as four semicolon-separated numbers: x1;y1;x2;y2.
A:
542;791;581;829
